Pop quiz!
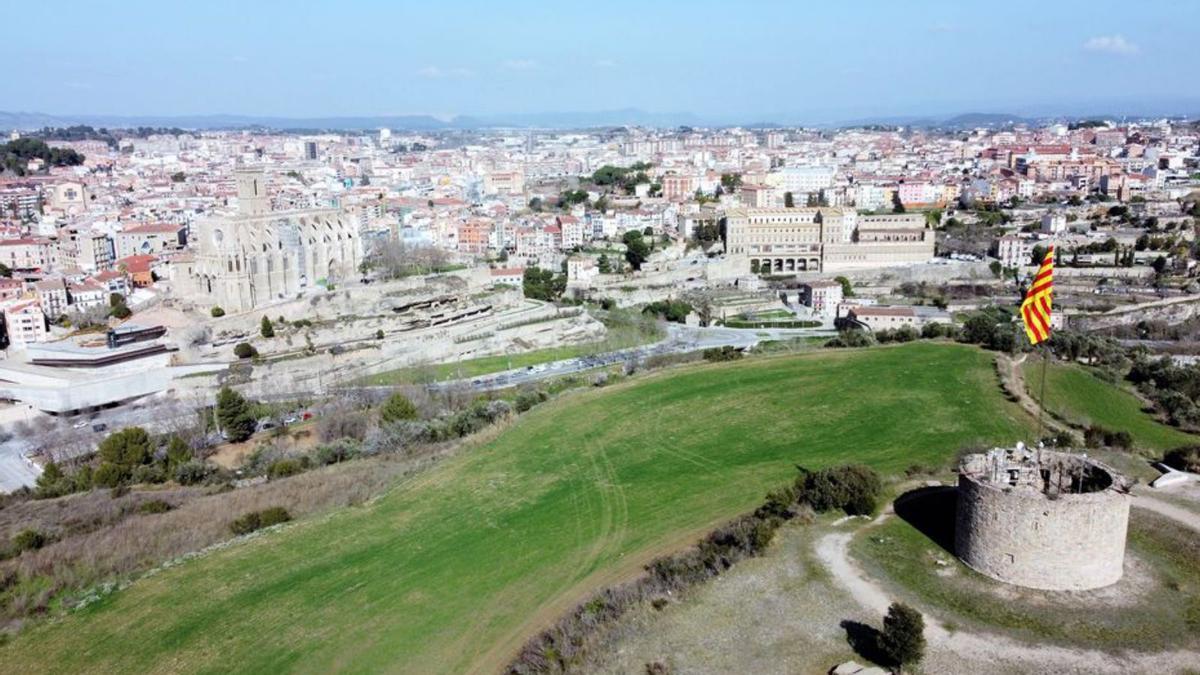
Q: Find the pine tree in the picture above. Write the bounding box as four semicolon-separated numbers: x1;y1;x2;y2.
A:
261;315;275;338
216;387;256;442
380;393;419;424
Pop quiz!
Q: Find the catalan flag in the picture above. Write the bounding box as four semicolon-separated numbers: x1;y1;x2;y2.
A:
1020;245;1054;345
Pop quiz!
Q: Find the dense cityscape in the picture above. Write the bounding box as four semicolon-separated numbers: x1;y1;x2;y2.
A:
2;2;1200;674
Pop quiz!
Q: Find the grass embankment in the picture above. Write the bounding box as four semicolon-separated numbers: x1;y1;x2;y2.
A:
854;510;1200;651
360;310;663;385
2;343;1032;673
1023;357;1199;452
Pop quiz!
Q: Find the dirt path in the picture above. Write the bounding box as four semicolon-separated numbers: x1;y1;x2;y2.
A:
996;353;1072;436
815;518;1200;674
1134;492;1200;532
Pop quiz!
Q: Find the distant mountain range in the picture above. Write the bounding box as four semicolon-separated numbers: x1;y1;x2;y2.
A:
0;107;1192;133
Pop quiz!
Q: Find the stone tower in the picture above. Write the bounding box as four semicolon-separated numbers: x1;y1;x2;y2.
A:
236;168;269;217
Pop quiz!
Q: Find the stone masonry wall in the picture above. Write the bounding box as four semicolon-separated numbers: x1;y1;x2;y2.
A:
955;471;1130;591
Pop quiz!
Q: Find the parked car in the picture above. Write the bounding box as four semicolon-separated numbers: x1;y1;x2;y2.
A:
92;423;108;433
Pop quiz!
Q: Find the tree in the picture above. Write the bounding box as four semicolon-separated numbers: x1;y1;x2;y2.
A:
216;387;256;442
597;253;612;274
784;191;795;208
380;393;419;424
1152;255;1168;275
891;191;906;213
35;461;66;497
522;266;566;301
878;602;926;670
211;306;225;318
233;342;257;359
988;260;1003;278
170;171;185;183
622;230;651;271
1030;244;1048;266
834;275;854;298
96;427;154;483
527;197;543;212
165;435;192;469
260;315;275;338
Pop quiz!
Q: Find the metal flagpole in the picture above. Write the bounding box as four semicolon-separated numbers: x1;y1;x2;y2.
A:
1036;343;1049;448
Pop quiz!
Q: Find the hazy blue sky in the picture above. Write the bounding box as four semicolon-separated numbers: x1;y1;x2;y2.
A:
3;0;1197;121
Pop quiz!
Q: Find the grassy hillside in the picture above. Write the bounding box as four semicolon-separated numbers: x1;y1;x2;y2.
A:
3;343;1033;674
1024;356;1198;452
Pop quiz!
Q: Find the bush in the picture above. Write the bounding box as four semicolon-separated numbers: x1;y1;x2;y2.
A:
795;464;881;516
878;602;926;668
825;328;875;349
317;410;370;442
1164;446;1200;473
642;300;693;324
702;346;742;362
230;507;291;536
138;499;173;514
313;440;359;466
173;460;213;486
379;393;418;424
11;529;46;554
514;390;549;413
260;316;275;338
210;306;225;318
233;342;257;359
267;458;304;480
130;464;166;485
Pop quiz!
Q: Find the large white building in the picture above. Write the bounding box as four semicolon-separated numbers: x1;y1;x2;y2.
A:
724;207;935;274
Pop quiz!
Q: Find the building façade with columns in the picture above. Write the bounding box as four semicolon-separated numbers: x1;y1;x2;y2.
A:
176;168;363;313
723;207;935;274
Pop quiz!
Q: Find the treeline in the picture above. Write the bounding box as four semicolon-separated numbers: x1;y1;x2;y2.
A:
0;138;85;176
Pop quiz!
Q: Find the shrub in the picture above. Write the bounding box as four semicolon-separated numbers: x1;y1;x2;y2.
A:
1164;446;1200;473
210;306;225;318
11;529;46;554
93;462;125;489
514;390;548;413
317;410;370;442
130;464;166;485
702;346;742;362
233;342;257;359
795;464;881;516
313;440;359;466
138;499;174;515
375;329;385;340
878;602;926;668
267;458;304;480
825;328;875;349
230;507;291;536
173;460;213;486
260;316;275;338
379;393;418;424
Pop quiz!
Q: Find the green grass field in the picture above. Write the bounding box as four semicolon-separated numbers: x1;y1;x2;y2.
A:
1023;356;1198;451
3;343;1033;673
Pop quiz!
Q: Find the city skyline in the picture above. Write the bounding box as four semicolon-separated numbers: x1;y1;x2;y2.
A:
3;0;1198;122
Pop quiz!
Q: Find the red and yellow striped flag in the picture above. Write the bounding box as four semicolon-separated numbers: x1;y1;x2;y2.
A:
1021;245;1054;345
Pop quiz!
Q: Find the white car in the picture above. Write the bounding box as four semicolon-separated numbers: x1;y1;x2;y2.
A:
72;420;88;429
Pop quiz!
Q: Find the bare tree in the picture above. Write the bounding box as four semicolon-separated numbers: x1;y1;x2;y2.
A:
365;239;452;280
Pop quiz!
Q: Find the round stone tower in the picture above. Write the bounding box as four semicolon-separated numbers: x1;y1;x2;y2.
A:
955;445;1131;591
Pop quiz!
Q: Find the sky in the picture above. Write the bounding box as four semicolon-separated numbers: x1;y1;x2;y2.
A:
2;0;1198;123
